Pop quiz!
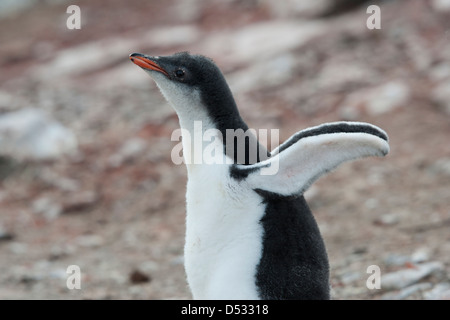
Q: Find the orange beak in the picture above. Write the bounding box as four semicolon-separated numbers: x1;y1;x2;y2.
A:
129;53;169;77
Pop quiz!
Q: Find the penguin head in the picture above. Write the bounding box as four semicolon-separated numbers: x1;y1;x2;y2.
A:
129;52;240;125
130;51;211;84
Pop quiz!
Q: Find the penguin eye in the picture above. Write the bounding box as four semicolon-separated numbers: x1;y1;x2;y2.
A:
174;69;185;79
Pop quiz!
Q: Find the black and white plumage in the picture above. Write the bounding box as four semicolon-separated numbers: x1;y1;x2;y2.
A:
129;52;389;300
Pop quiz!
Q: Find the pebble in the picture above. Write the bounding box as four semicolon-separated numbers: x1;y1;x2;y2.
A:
373;213;399;226
32;197;62;221
129;269;151;284
138;260;160;273
339;81;410;117
169;0;202;23
0;225;14;242
74;234;104;248
37;168;80;192
384;253;411;267
339;271;361;285
364;81;411;115
0;108;78;161
8;242;28;255
431;0;450;12
228;54;296;94
411;248;431;263
431;82;450;115
49;244;76;260
261;0;331;18
381;282;433;300
428;63;450;82
0;0;38;19
108;137;147;167
424;282;450;300
427;158;450;177
144;25;201;48
381;261;444;290
62;191;98;214
317;61;377;93
170;255;185;266
48;268;69;280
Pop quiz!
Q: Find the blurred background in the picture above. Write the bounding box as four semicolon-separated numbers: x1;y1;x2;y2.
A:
0;0;449;299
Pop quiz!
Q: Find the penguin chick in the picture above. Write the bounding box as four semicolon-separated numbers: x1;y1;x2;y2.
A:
129;51;389;300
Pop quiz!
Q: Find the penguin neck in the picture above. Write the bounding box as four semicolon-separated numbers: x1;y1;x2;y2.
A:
199;79;250;136
164;80;269;165
177;108;268;166
203;87;269;165
176;109;240;169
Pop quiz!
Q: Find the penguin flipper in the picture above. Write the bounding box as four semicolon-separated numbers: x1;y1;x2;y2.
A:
232;122;389;197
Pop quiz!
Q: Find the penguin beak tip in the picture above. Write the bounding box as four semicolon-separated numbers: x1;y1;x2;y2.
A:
129;53;169;77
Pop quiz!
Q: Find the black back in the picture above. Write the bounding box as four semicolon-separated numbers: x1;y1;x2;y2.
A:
254;190;330;300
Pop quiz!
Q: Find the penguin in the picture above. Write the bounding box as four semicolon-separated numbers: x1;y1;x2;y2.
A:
129;51;389;300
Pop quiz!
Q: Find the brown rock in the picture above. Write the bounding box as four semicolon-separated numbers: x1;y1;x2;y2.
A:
129;269;151;285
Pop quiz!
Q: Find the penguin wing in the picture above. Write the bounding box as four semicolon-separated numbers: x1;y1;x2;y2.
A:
231;122;389;197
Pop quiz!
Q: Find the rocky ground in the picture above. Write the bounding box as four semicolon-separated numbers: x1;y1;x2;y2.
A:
0;0;449;300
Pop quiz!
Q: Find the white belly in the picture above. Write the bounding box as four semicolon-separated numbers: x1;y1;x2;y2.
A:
183;164;266;299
